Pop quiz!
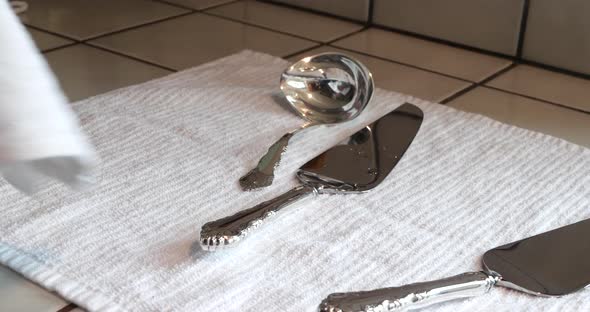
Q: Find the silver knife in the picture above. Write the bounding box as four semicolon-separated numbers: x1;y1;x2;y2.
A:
319;218;590;311
200;103;424;251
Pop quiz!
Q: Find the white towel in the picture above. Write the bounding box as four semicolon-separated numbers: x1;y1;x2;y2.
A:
0;50;589;312
0;1;95;194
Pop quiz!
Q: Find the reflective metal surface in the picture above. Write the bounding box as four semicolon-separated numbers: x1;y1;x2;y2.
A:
319;272;498;312
239;53;374;191
298;103;423;193
201;103;423;251
239;126;299;190
200;185;315;251
281;53;373;124
319;218;590;311
483;217;590;296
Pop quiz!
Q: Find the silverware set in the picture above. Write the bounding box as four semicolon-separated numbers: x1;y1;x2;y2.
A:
199;52;590;311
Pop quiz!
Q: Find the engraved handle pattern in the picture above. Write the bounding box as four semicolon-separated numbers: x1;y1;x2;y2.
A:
319;272;499;312
200;185;315;251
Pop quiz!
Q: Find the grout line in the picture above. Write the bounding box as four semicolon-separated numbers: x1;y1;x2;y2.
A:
200;1;375;44
82;11;196;42
518;59;590;81
27;10;195;43
41;42;79;54
440;62;590;116
26;0;590;83
283;27;367;59
327;44;473;83
282;44;324;59
282;25;371;59
371;24;515;61
479;62;517;84
326;26;368;45
258;0;516;62
200;11;322;43
281;25;369;59
483;86;590;115
28;0;590;86
149;0;198;11
151;0;242;11
257;0;590;81
515;0;530;58
440;63;516;104
438;83;476;105
83;42;177;72
367;0;375;27
24;24;80;41
35;0;364;74
55;303;78;312
259;0;366;25
198;0;243;11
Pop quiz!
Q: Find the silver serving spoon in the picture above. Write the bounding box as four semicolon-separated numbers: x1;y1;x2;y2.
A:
239;53;374;191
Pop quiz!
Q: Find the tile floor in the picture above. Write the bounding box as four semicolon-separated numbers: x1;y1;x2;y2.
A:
3;0;590;311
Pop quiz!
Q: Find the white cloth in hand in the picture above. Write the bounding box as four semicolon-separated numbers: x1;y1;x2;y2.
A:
0;0;95;193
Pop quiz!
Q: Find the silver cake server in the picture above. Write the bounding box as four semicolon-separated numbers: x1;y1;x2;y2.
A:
319;218;590;311
201;103;423;251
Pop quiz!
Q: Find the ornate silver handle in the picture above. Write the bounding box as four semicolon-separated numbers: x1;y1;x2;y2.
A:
200;185;316;251
319;272;499;312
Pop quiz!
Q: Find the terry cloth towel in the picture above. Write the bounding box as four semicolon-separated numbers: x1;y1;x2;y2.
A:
0;0;96;194
1;51;589;312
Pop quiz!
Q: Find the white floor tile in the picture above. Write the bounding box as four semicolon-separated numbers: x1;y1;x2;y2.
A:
487;65;590;113
44;44;172;101
162;0;236;10
89;13;317;70
271;0;370;22
372;0;523;55
288;46;471;102
448;87;590;148
0;265;68;312
20;0;189;40
524;0;590;75
207;0;363;42
333;28;512;82
26;27;73;51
